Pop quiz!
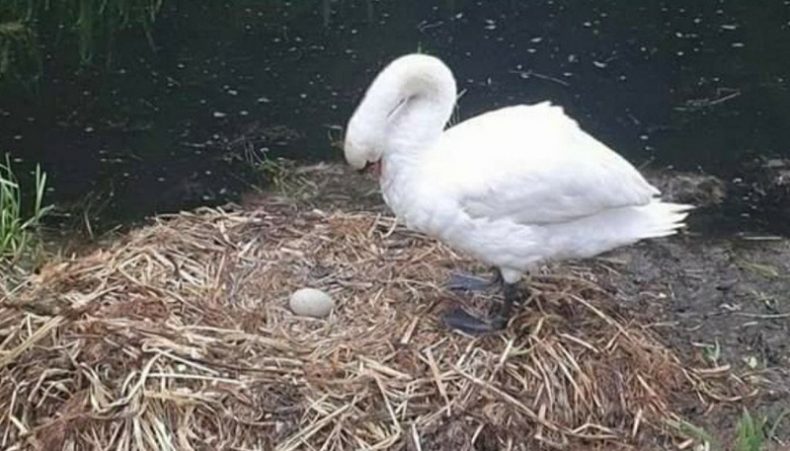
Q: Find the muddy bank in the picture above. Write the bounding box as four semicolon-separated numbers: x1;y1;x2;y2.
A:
15;161;788;448
598;236;790;443
645;156;790;238
262;162;790;447
5;172;759;450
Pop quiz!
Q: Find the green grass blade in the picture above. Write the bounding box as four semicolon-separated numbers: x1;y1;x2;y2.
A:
735;410;765;451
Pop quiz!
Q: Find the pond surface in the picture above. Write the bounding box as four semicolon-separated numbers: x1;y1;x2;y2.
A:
1;0;789;233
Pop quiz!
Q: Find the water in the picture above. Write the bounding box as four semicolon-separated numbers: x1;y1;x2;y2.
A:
1;0;789;233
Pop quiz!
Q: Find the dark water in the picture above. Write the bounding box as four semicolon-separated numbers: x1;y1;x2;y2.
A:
1;0;789;233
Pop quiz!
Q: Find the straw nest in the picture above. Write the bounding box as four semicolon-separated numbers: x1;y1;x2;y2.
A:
0;168;752;450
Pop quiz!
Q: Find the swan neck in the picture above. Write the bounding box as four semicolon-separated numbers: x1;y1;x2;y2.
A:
385;59;456;155
348;55;456;159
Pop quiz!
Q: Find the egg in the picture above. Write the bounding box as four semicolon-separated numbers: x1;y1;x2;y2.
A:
289;288;334;318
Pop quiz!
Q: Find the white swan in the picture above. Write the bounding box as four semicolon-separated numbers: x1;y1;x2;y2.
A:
344;53;691;334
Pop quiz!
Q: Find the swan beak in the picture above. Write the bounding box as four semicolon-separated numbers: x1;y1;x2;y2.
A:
360;160;382;177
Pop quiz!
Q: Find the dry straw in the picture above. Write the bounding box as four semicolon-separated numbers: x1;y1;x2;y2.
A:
0;165;753;450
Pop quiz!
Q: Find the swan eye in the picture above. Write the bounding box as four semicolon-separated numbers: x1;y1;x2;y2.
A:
386;97;409;119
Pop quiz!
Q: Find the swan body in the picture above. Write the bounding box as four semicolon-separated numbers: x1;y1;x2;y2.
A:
344;54;691;333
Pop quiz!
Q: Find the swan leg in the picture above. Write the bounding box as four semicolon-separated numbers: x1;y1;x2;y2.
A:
440;286;521;335
441;270;521;335
489;282;522;329
441;268;531;334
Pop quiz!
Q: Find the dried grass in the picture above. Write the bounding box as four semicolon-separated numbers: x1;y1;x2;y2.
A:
0;165;754;450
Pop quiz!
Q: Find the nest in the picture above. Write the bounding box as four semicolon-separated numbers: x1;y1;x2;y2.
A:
0;172;751;450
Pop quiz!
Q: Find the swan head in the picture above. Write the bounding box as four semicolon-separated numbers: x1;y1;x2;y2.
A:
343;117;383;171
344;53;457;172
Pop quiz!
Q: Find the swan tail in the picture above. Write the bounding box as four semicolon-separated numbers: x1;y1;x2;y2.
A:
561;200;693;258
627;201;693;240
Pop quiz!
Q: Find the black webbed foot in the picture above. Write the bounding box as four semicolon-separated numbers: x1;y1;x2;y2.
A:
446;272;491;292
445;268;503;293
441;307;505;335
441;278;527;335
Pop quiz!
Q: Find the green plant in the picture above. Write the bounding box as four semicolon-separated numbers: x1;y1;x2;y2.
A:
701;338;721;366
668;409;772;451
69;0;163;64
667;418;721;450
0;154;52;260
735;410;765;451
1;0;164;84
0;19;40;84
256;155;299;192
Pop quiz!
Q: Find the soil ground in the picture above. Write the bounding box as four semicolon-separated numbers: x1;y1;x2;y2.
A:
31;161;789;449
261;162;790;449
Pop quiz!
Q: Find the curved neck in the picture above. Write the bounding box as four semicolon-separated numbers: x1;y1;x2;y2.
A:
352;54;458;159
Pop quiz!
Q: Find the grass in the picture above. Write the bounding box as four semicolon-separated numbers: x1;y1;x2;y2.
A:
243;145;314;198
736;258;784;279
701;339;722;366
735;410;765;451
1;0;164;84
667;418;720;450
256;154;296;190
0;153;52;261
0;19;40;85
668;409;774;451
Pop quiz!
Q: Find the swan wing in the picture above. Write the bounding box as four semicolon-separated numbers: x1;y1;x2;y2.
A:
427;102;660;225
